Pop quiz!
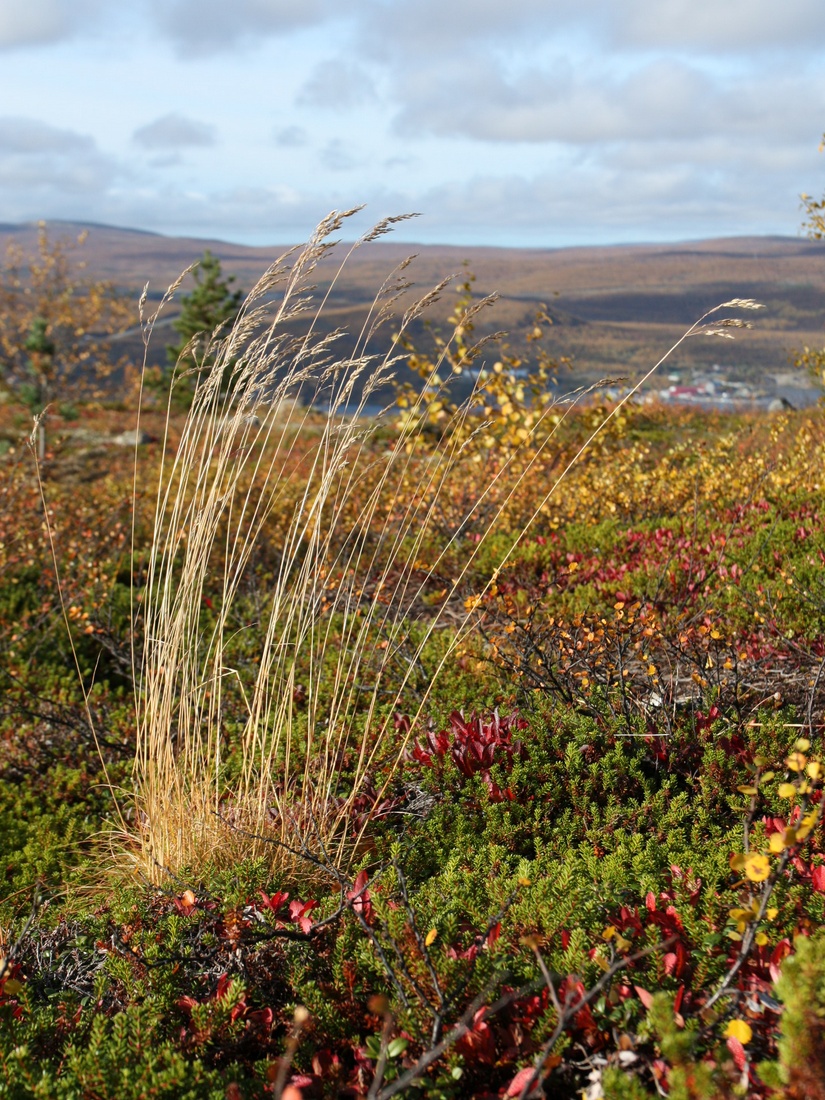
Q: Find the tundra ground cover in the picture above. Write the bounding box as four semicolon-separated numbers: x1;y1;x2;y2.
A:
2;245;825;1096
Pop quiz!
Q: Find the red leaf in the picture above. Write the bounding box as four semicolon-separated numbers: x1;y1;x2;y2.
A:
726;1036;747;1071
245;1007;273;1030
506;1067;537;1096
634;985;654;1010
812;865;825;893
770;938;793;983
347;871;373;924
288;899;320;932
456;1007;496;1064
664;942;688;978
258;889;289;914
412;744;433;767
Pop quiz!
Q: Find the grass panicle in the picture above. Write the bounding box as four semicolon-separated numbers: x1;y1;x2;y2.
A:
130;210;762;883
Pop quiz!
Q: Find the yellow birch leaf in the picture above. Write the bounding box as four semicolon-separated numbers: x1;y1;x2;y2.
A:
725;1019;753;1045
778;783;797;799
744;853;771;882
425;928;438;947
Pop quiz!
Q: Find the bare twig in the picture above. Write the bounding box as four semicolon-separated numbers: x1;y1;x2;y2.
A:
518;936;678;1099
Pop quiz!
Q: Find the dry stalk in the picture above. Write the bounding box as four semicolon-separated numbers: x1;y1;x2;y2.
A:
130;211;761;882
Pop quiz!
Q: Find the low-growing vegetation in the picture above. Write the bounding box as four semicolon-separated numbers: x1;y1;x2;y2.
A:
2;211;825;1098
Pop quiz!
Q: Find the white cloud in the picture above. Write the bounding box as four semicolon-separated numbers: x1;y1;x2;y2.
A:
98;183;334;242
0;0;107;50
389;57;825;149
358;0;825;56
0;0;68;49
1;0;824;247
319;138;360;171
148;0;336;54
4;0;825;58
0;115;92;154
297;59;377;110
133;113;216;149
612;0;825;51
0;117;118;217
274;125;308;147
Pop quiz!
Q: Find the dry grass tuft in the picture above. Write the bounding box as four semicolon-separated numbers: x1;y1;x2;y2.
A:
126;211;760;884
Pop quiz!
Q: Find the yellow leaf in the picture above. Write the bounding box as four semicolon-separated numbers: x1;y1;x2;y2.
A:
760;771;775;784
767;908;778;921
725;1019;753;1045
3;979;22;996
796;738;811;752
769;833;785;854
744;853;771;883
737;785;758;796
729;852;746;871
787;752;807;772
778;783;797;799
755;932;769;946
807;761;823;780
425;928;438;947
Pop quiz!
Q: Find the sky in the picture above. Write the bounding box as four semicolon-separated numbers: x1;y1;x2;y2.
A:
1;0;825;248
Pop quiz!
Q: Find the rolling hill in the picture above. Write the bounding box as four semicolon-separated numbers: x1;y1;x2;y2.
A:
1;220;823;402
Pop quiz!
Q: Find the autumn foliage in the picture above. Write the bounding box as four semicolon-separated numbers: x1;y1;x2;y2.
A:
1;224;825;1097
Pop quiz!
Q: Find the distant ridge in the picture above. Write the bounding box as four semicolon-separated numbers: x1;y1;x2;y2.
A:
1;220;822;389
